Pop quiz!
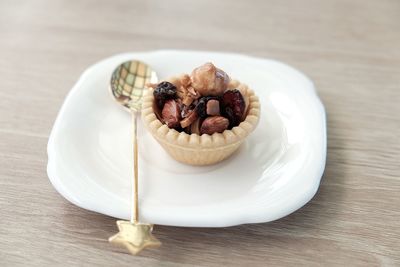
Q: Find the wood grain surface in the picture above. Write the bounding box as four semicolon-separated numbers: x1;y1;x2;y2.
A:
1;0;399;266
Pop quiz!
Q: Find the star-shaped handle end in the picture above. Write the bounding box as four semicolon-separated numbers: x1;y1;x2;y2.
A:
109;220;161;255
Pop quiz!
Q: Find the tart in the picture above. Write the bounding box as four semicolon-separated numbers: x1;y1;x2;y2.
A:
141;63;260;165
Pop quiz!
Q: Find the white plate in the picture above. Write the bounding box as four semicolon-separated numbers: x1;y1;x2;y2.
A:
47;50;326;227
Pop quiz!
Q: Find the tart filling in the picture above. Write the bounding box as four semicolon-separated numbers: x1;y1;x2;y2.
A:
148;63;252;135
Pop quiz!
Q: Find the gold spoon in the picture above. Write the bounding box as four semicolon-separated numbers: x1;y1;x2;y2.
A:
108;60;161;255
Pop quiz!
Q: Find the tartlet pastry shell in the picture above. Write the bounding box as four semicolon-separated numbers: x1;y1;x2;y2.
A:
141;76;260;165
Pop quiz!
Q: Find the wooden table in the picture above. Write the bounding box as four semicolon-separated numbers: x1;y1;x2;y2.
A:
1;0;399;266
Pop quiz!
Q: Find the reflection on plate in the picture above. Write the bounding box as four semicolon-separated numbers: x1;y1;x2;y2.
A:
47;50;326;227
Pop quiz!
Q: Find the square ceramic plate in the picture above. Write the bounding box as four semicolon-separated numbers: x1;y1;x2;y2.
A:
47;50;326;227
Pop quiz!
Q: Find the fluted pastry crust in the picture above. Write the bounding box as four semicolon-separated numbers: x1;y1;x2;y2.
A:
141;76;260;165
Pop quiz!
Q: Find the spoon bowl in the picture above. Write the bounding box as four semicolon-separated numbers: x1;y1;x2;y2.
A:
110;60;158;111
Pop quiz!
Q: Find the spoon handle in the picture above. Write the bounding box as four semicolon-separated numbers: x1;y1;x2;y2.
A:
131;110;139;223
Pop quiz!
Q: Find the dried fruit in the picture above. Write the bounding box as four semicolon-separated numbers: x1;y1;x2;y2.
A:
221;89;245;128
200;116;229;135
154;81;177;108
162;99;181;128
206;99;220;116
224;106;235;128
238;88;250;120
195;98;207;118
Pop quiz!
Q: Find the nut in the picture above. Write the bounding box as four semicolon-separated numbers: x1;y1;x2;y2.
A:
191;63;230;96
162;99;181;128
200;116;229;135
206;99;220;116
